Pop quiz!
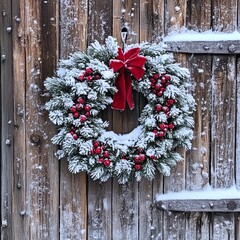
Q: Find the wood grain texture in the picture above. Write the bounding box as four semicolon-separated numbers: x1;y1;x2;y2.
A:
21;1;60;239
60;0;88;57
0;0;14;239
59;1;88;240
186;0;212;31
164;0;186;33
211;55;236;240
12;0;27;239
212;0;237;32
152;0;165;40
184;55;211;240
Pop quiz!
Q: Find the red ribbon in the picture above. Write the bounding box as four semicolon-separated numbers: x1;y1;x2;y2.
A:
109;47;146;111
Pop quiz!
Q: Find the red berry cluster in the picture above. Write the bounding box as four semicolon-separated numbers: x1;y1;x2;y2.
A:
153;99;176;140
69;125;79;140
76;67;101;82
69;97;91;124
91;141;111;167
149;73;171;96
133;148;147;171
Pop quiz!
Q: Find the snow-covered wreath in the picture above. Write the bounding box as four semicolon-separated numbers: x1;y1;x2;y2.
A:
45;36;195;184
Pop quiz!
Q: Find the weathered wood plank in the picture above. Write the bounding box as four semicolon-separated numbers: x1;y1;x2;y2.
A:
59;1;88;239
162;53;187;240
11;0;27;239
186;55;211;190
212;0;237;32
60;0;88;58
152;0;165;40
164;0;186;33
112;181;139;240
184;54;211;240
88;0;113;43
21;1;60;239
0;0;14;239
211;55;236;240
87;0;113;239
186;0;212;31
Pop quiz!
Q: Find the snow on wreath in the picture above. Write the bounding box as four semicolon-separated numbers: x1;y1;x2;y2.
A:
44;36;195;184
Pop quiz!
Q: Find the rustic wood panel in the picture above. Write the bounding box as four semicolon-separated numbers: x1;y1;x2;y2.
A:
12;0;27;239
186;0;212;31
152;0;165;40
184;54;212;240
211;55;236;240
164;0;186;33
0;0;14;239
162;54;187;240
21;0;60;239
59;1;88;239
212;0;237;32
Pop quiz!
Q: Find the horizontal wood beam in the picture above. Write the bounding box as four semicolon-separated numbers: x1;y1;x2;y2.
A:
164;40;240;54
156;199;240;212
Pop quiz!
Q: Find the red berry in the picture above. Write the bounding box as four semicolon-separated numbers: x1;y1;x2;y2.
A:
78;75;85;81
95;147;102;155
70;106;77;113
157;91;163;96
168;123;174;129
90;149;95;155
77;97;85;104
70;131;75;135
85;111;90;117
167;99;174;105
80;115;87;122
84;105;91;111
75;103;82;111
150;155;156;159
159;123;165;130
104;159;111;167
72;134;78;140
165;75;171;81
135;164;141;170
103;151;109;158
93;141;99;148
87;76;93;81
153;73;160;80
161;77;166;84
155;83;161;90
160;87;165;91
134;155;140;163
139;154;146;162
98;158;104;163
73;112;80;118
86;67;93;75
150;77;156;83
158;131;164;137
155;104;162;112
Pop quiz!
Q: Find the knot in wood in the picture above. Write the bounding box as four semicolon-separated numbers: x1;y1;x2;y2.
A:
30;134;41;146
227;200;237;210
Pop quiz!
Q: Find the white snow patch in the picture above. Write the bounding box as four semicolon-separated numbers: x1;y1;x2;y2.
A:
101;126;142;146
164;30;240;42
156;186;240;201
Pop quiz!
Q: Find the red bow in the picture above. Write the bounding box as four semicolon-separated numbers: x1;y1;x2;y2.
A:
109;47;146;111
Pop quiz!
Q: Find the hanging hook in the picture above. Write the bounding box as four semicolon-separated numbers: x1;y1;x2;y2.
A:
121;26;128;52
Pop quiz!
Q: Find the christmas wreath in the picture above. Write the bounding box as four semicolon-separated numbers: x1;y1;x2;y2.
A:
44;36;195;184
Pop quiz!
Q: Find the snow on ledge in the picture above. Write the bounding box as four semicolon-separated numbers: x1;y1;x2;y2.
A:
163;30;240;42
156;186;240;201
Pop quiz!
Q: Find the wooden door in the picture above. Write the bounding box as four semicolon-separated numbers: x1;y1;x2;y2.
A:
1;0;240;239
